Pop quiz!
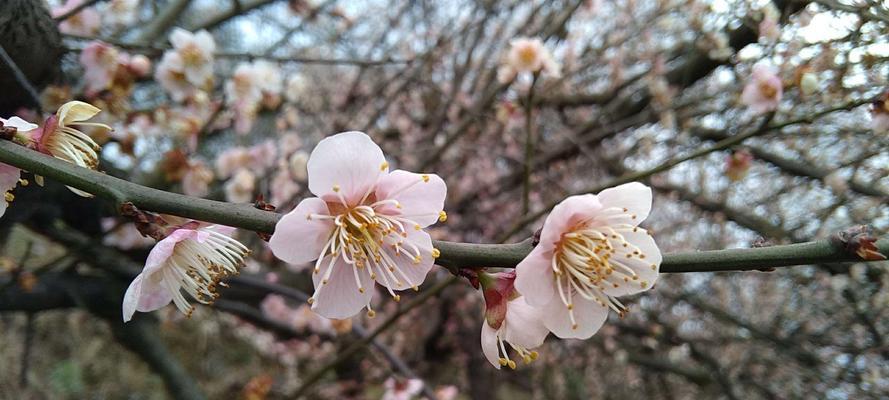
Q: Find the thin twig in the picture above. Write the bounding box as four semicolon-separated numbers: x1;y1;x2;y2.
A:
0;44;43;115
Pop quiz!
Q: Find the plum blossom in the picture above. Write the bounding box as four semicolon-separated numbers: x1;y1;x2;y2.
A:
288;150;309;182
382;378;424;400
515;182;661;339
122;224;249;321
224;168;256;203
479;271;548;369
498;37;561;83
741;64;783;114
79;41;121;96
181;160;214;197
0;116;36;217
31;101;111;197
103;0;139;28
871;92;889;134
725;149;753;182
53;0;101;36
268;131;447;319
155;28;216;101
168;28;216;87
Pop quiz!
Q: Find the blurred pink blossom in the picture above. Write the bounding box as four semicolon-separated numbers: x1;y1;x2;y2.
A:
741;64;783;114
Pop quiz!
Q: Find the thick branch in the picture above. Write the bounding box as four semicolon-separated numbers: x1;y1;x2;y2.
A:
0;140;885;273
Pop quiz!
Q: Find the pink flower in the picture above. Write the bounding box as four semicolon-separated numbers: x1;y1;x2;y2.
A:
382;378;424;400
181;160;214;197
53;0;101;36
127;54;152;77
79;41;121;96
480;271;548;369
725;149;753;181
101;218;153;250
215;147;251;179
268;131;447;319
435;386;458;400
499;37;561;83
155;52;198;102
0;163;21;218
514;182;661;339
122;225;249;321
741;64;783;114
871;93;889;134
168;28;216;87
270;167;301;206
224;168;256;203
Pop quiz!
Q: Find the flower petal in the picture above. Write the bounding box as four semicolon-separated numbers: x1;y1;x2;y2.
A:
503;297;549;348
375;170;446;228
122;272;173;322
538;194;602;248
596;182;652;224
310;256;374;319
144;229;197;272
542;296;609;339
306;131;388;205
480;322;502;369
514;245;556;307
57;101;101;124
601;228;661;297
0;116;37;132
376;228;435;290
269;198;335;265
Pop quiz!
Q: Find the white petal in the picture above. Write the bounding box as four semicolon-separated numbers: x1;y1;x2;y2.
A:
542;296;609;339
1;116;37;132
310;256;374;319
376;228;434;290
601;229;661;297
480;323;502;369
538;194;602;248
514;245;556;307
269;197;335;265
503;297;549;348
374;170;447;228
595;182;652;224
307;131;387;205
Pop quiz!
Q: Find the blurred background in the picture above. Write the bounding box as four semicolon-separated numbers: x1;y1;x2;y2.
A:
0;0;887;398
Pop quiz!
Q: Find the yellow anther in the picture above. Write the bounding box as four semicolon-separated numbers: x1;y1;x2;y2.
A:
393;294;401;302
523;355;532;364
18;179;27;186
640;281;649;288
4;192;13;202
567;303;574;310
431;248;440;259
414;224;421;230
322;279;329;285
530;351;539;360
367;309;376;318
422;174;430;182
307;297;315;305
438;211;447;222
413;255;421;264
507;360;517;369
332;184;340;192
358;287;365;293
572;323;578;330
380;161;389;171
498;358;508;367
412;285;418;291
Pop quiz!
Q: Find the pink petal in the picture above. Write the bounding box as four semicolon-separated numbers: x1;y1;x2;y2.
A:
306;131;388;205
144;229;197;272
596;182;653;224
514;245;556;307
269;198;335;264
374;170;447;228
538;194;602;248
375;228;435;290
310;256;374;319
480;322;502;369
542;296;609;339
122;272;173;322
601;229;661;297
503;297;549;348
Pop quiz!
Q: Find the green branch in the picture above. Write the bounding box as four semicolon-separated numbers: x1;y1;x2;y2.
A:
0;140;885;273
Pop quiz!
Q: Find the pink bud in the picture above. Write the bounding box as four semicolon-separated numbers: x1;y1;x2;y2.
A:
128;55;152;77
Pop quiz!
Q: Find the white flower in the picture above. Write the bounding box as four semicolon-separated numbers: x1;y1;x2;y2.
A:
224;168;256;203
515;183;662;339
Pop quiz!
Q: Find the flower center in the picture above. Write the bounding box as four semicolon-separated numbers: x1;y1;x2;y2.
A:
758;80;778;99
552;208;654;330
518;46;538;67
164;230;250;317
180;45;206;67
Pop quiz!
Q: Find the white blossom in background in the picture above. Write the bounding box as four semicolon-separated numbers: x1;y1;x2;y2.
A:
741;63;783;114
224;168;256;203
497;37;561;83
